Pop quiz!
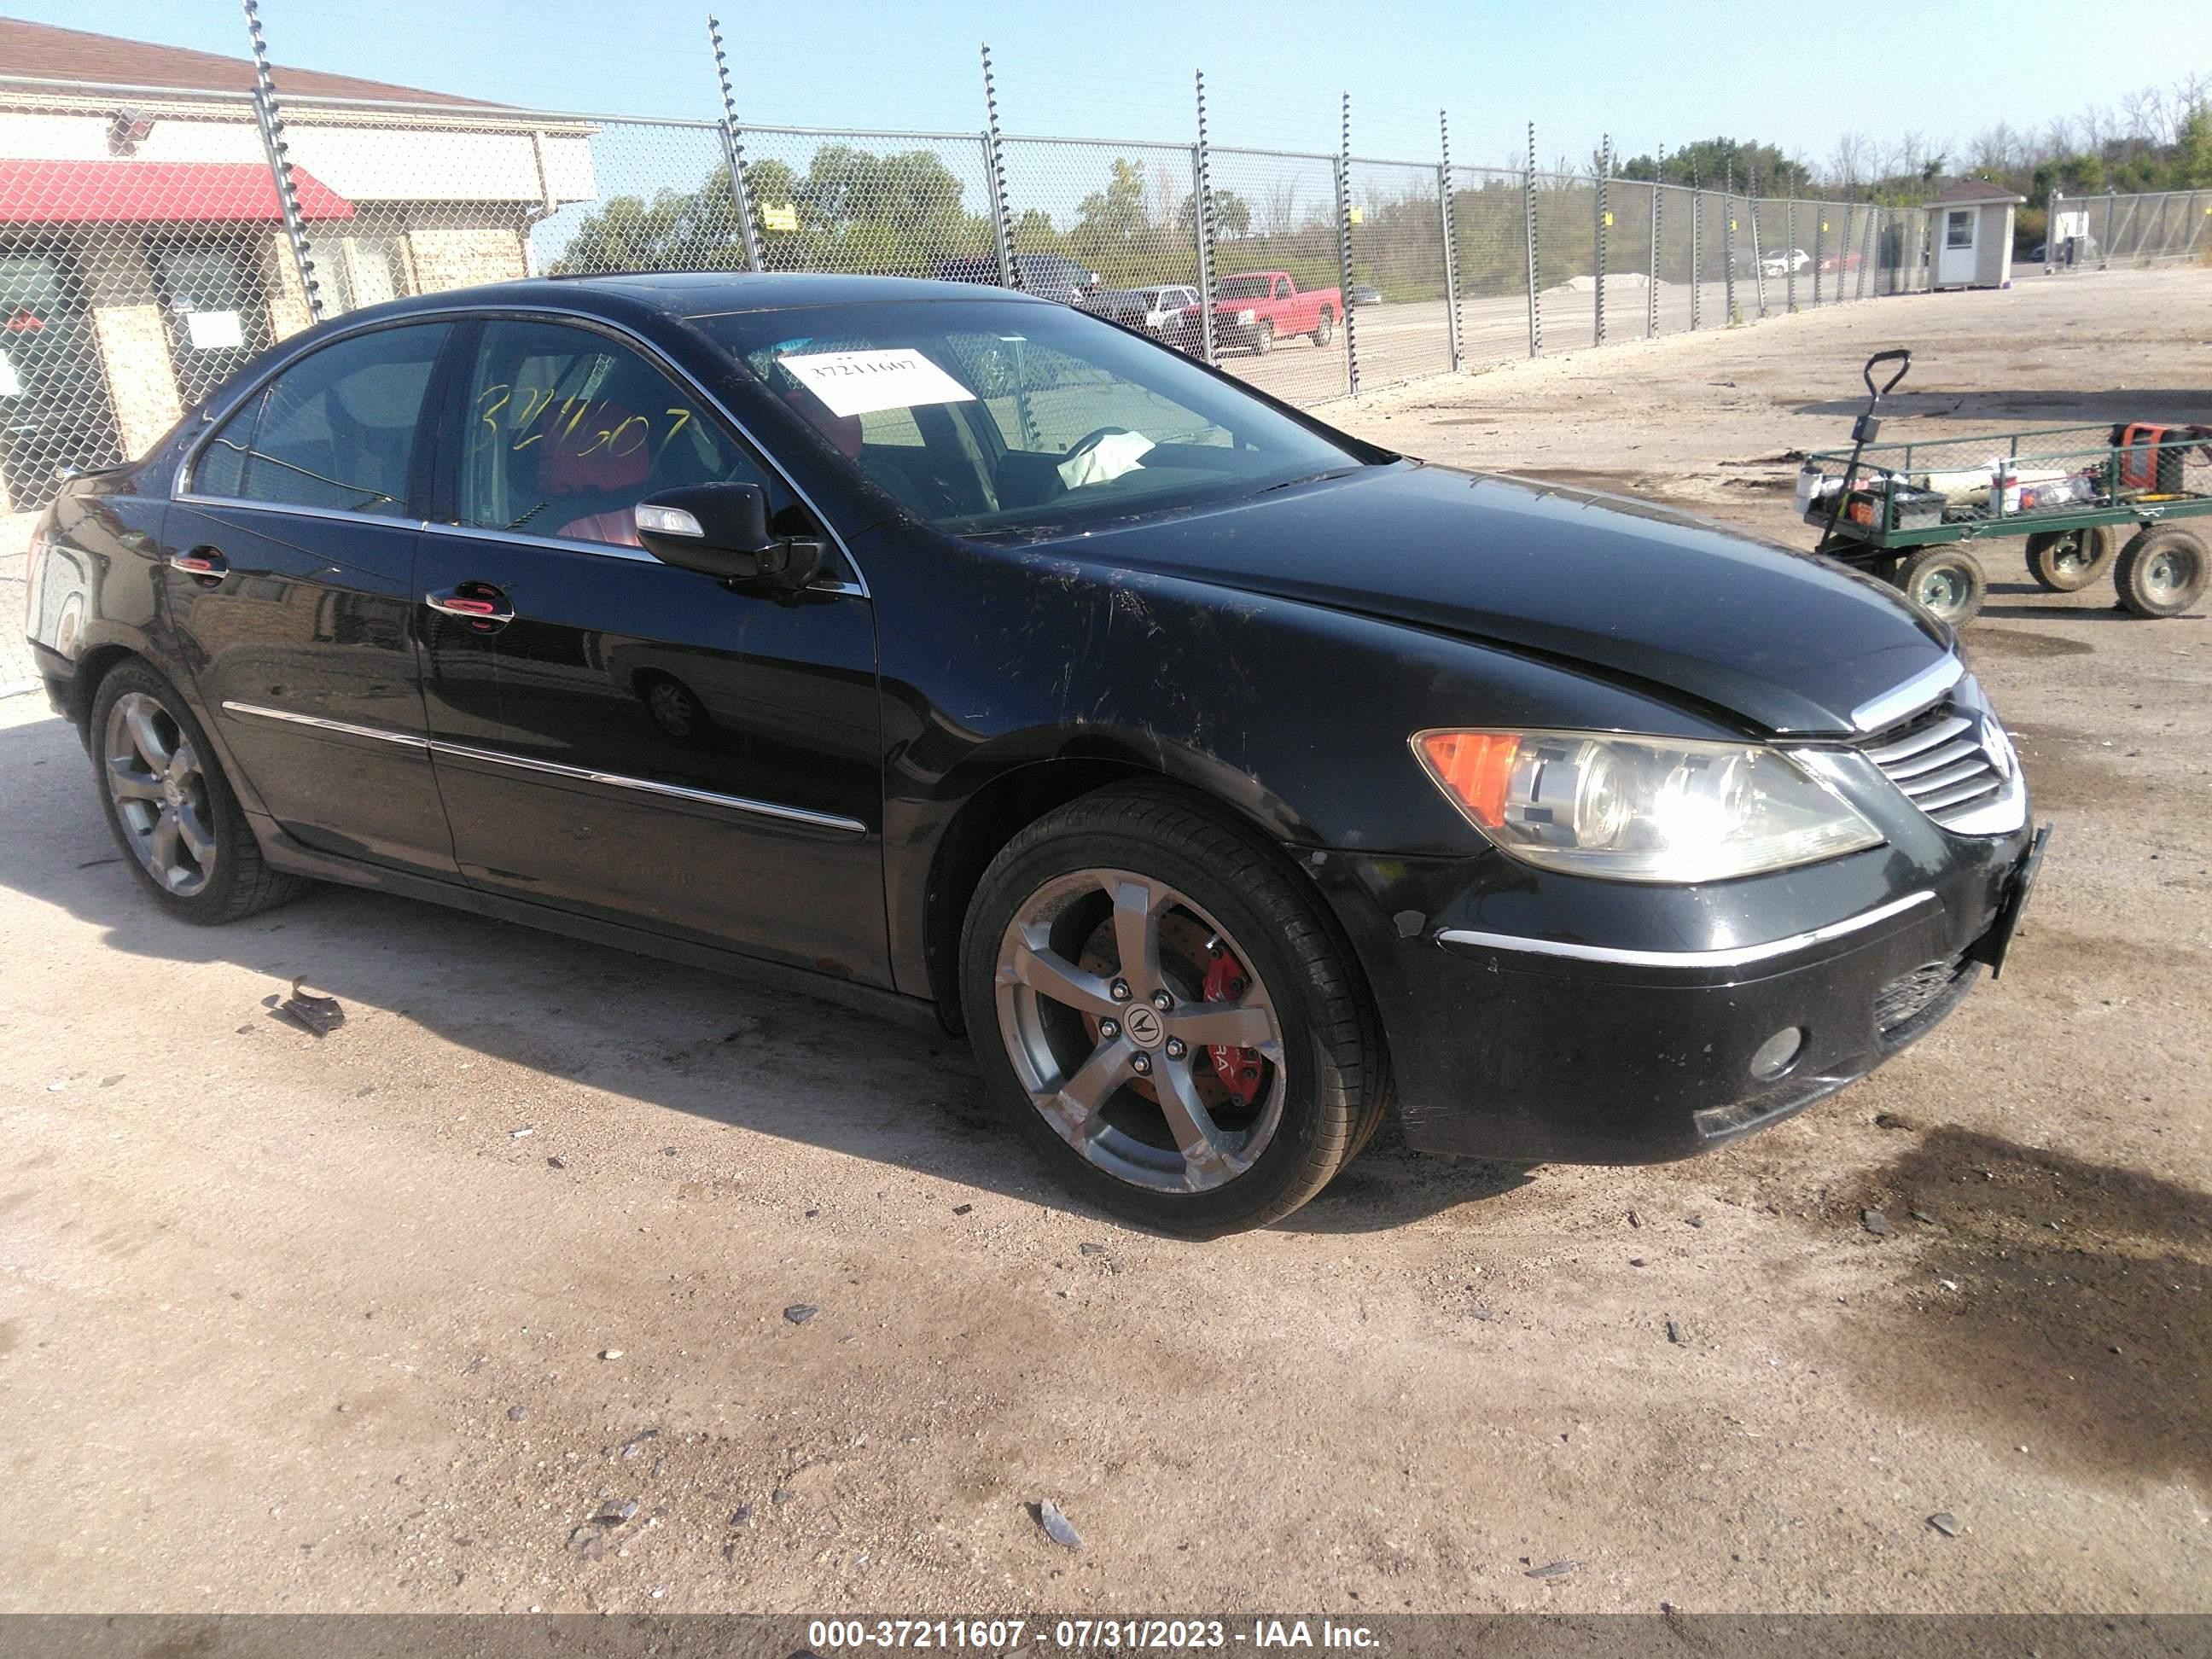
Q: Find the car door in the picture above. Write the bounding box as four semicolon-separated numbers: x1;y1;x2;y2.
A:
164;318;457;876
413;313;886;983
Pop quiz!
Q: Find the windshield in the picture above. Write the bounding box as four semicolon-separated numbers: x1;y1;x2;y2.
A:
1216;276;1272;300
696;297;1364;537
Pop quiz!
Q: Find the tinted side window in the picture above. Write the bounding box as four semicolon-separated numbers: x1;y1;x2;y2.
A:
195;323;447;515
458;319;770;548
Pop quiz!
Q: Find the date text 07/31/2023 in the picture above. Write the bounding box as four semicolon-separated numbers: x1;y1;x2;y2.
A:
805;1620;1380;1650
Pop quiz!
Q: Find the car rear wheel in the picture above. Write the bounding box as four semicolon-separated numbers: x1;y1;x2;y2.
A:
2113;526;2207;618
90;661;306;925
1893;545;1987;627
1250;321;1274;356
2024;526;2115;592
1313;307;1334;346
959;784;1383;1236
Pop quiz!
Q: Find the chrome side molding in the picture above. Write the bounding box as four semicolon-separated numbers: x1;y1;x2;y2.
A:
1435;890;1939;970
428;739;867;835
219;701;864;837
221;701;429;749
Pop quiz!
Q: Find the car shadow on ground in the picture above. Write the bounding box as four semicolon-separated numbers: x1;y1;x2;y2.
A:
0;707;1524;1236
1818;1125;2212;1490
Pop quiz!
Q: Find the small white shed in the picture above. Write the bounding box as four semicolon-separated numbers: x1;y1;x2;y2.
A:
1928;178;2023;290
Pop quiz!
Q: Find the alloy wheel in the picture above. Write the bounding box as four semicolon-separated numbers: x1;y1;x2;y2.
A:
103;691;218;896
993;867;1286;1193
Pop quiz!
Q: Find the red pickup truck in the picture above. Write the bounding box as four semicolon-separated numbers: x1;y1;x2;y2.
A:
1177;271;1342;355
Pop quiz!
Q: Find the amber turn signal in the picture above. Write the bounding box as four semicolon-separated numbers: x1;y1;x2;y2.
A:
1414;731;1522;828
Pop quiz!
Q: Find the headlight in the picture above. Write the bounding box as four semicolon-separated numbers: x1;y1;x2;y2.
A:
1236;308;1257;325
1412;730;1883;883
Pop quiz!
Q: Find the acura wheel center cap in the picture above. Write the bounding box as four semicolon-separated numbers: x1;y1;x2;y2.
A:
1124;1006;1165;1048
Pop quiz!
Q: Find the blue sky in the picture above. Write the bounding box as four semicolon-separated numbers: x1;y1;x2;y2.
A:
10;0;2209;172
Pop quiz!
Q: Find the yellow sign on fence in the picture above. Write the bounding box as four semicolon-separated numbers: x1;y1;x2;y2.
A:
761;203;799;232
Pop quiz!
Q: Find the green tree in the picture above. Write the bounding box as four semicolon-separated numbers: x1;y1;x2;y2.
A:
2172;105;2212;189
550;167;752;274
554;146;993;279
1174;188;1252;242
1618;137;1813;195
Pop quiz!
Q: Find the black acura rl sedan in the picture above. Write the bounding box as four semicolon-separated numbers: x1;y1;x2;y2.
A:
24;272;2045;1234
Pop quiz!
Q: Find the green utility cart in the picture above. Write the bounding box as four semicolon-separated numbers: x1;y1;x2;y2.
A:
1802;350;2211;626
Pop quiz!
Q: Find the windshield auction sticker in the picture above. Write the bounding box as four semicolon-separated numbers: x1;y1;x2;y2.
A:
780;348;977;419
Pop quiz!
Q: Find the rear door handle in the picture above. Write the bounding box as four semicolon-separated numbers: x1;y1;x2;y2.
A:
424;582;515;632
166;546;228;579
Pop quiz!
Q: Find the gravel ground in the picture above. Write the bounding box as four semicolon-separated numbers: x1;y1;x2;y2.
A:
2;266;2207;1616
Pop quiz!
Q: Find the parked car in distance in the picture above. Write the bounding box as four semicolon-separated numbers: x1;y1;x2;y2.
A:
1760;247;1811;276
26;271;2044;1235
1818;250;1866;274
933;252;1100;307
1181;271;1341;354
1091;283;1202;341
1348;284;1382;306
2027;235;2096;265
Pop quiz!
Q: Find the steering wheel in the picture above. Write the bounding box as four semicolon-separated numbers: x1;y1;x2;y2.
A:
1062;425;1134;462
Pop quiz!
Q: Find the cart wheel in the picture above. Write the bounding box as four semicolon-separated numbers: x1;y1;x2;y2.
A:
1894;546;1988;626
2112;526;2208;619
2024;527;2116;592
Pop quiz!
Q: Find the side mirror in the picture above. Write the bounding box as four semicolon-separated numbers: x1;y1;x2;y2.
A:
633;483;821;592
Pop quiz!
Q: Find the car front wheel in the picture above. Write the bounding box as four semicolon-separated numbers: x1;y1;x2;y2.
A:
959;785;1386;1235
90;660;305;925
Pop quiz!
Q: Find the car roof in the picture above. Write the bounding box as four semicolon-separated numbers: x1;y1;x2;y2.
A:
346;271;1060;326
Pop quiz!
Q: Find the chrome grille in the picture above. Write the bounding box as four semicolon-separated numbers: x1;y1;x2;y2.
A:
1857;699;2008;827
1876;956;1967;1033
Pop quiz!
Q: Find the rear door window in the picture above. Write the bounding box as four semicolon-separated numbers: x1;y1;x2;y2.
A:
194;323;448;515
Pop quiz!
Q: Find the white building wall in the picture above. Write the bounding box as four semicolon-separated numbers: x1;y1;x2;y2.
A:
0;109;596;205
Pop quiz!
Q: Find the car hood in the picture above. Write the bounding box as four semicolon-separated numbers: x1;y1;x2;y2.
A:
1041;462;1948;736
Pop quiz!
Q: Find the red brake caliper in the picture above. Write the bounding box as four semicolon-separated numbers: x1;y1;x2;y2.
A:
1202;949;1265;1109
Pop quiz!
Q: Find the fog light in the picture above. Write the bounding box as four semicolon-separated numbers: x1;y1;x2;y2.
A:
1749;1026;1805;1081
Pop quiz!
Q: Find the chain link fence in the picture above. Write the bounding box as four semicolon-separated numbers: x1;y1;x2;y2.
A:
1446;166;1529;368
7;49;2205;690
1200;146;1350;406
2046;189;2212;269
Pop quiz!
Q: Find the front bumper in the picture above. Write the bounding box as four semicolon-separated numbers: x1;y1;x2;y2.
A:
1307;819;2037;1165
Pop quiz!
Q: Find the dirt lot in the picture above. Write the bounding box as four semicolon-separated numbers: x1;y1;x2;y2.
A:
2;268;2207;1616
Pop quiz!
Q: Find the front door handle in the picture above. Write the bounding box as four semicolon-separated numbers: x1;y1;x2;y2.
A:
425;582;515;632
166;546;228;579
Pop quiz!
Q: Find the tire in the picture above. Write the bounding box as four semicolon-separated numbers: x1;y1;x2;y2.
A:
1249;320;1274;356
1313;307;1334;346
89;660;306;925
2024;526;2116;592
2112;526;2208;619
958;783;1384;1237
1892;545;1988;627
